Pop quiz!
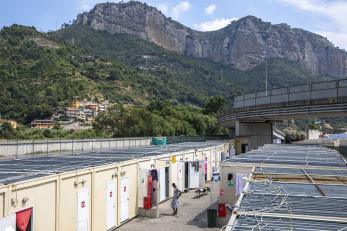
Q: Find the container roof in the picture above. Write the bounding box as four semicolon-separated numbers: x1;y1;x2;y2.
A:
231;180;347;230
242;181;347;217
248;181;347;198
253;167;347;177
232;217;347;231
228;144;347;230
225;144;347;167
0;141;223;185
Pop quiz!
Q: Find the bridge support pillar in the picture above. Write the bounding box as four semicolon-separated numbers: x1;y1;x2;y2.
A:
229;127;236;138
234;121;273;153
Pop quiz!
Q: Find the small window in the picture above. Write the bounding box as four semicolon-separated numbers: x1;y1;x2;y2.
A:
227;174;233;181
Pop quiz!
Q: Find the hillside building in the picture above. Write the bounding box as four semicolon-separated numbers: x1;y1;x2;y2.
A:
0;119;17;129
31;120;54;129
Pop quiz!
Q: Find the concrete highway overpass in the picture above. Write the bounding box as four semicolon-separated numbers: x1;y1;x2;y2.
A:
219;79;347;152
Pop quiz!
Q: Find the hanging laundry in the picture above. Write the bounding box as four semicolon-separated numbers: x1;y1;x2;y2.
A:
235;174;247;196
16;208;32;231
204;157;208;174
193;161;199;172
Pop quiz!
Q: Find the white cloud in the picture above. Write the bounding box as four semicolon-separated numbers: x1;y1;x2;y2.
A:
79;0;103;11
79;0;94;11
276;0;347;49
316;31;347;50
157;4;169;15
277;0;347;25
172;1;192;19
78;0;120;11
205;4;216;15
79;0;102;11
194;18;238;31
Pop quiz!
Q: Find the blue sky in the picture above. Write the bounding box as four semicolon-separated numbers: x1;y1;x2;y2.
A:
1;0;346;49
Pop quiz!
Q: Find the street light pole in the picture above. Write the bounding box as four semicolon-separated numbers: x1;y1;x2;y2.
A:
341;52;343;77
264;50;268;96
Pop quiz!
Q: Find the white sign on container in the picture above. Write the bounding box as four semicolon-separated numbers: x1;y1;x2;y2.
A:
106;181;116;229
120;177;129;222
77;190;89;231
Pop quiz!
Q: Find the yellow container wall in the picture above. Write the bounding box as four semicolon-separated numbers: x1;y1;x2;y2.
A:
220;166;252;205
138;159;154;170
184;152;195;162
0;143;229;231
93;168;118;230
156;156;170;169
196;151;204;161
59;173;92;231
119;164;138;220
9;181;56;231
0;192;4;217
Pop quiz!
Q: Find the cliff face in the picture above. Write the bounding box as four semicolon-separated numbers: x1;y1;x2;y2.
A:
76;1;347;77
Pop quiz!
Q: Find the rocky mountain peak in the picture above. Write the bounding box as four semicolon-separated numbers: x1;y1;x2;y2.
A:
76;1;347;77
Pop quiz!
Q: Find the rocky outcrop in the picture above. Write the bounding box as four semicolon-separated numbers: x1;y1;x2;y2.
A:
76;1;347;77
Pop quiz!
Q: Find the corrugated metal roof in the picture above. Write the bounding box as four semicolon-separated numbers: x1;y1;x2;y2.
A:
253;167;347;177
225;144;346;167
240;194;347;218
241;180;347;216
0;141;223;184
232;217;347;231
248;181;347;198
228;144;347;231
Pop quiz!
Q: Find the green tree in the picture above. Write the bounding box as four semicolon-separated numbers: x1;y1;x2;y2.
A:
204;96;225;114
0;122;15;139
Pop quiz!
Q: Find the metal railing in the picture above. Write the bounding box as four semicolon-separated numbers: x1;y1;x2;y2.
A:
232;79;347;111
0;137;152;159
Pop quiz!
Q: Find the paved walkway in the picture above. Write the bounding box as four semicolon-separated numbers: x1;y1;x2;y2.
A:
118;190;219;231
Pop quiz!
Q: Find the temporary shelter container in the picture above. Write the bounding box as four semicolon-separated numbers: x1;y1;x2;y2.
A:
0;141;229;231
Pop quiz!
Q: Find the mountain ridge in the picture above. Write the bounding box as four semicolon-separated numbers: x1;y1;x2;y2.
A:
76;1;347;77
0;2;340;124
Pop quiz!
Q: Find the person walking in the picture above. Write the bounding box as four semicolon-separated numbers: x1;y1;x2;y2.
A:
171;183;182;215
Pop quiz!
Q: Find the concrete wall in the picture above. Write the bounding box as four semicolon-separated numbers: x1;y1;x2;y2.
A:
0;138;151;158
0;142;229;231
235;122;272;151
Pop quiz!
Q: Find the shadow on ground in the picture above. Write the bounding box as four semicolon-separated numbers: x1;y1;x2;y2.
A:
160;213;174;217
186;208;208;228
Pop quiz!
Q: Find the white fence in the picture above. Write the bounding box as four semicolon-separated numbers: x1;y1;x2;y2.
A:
0;137;152;158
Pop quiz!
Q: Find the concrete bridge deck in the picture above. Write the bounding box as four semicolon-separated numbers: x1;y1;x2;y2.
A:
219;79;347;127
219;79;347;152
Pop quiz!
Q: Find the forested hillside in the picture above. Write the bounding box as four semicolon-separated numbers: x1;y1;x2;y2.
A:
0;24;329;133
52;24;327;98
0;25;148;123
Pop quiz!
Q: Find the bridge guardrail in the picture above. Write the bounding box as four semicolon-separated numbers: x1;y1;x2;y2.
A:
228;79;347;113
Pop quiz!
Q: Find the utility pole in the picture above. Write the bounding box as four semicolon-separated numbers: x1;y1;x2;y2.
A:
341;51;344;77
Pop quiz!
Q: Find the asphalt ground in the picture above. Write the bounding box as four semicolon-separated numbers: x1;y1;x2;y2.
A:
118;189;220;231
